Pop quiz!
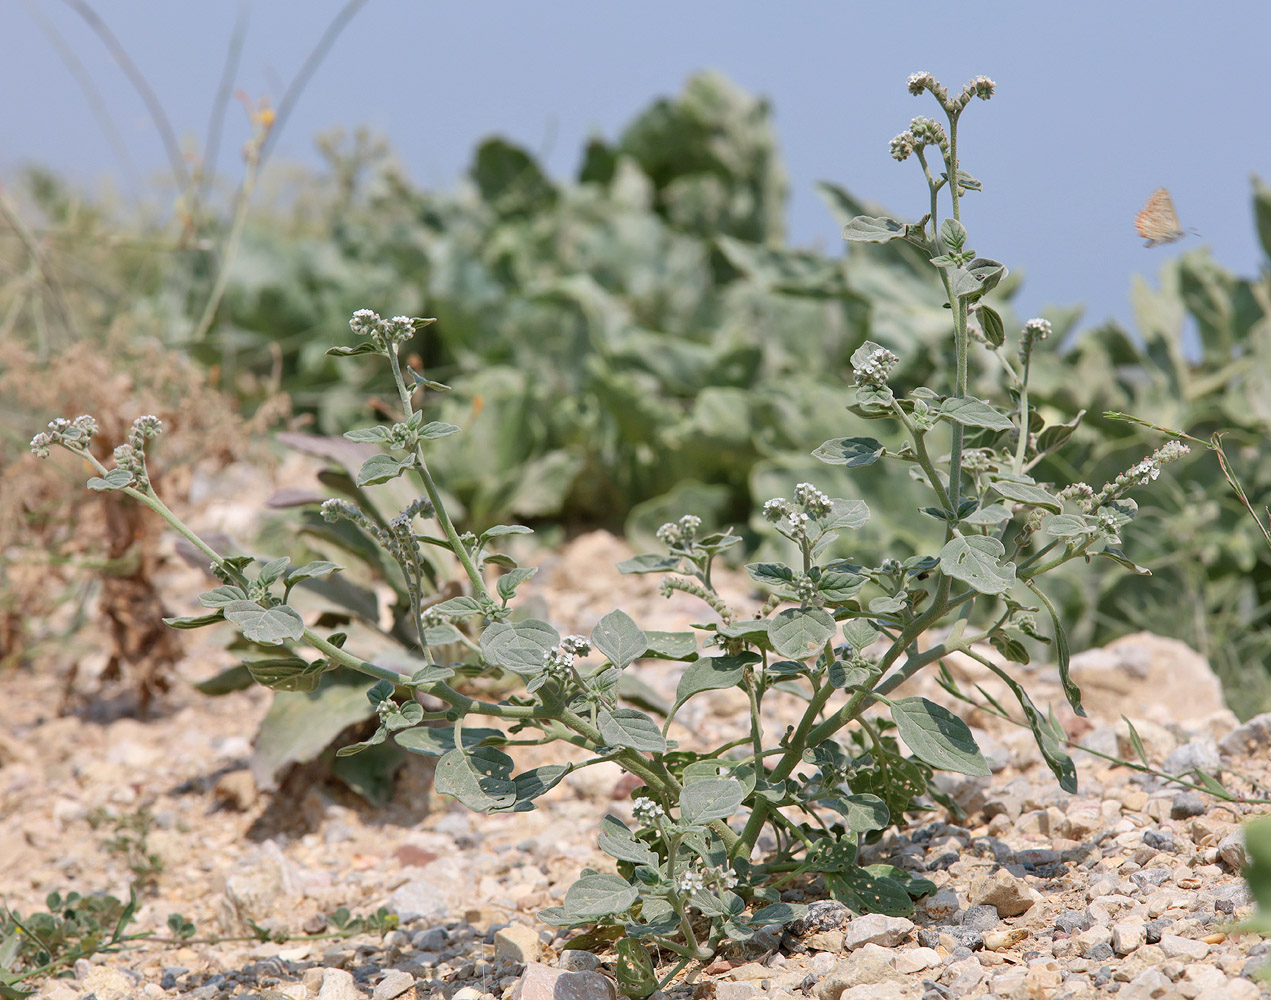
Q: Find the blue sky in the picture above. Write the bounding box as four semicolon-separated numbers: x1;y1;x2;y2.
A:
6;1;1270;334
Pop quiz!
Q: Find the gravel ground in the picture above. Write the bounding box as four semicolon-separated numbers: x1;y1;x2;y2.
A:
4;461;1271;1000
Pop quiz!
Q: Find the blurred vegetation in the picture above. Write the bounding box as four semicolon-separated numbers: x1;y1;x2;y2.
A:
4;72;1271;718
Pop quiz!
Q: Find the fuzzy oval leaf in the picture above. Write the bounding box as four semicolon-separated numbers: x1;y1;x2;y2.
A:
820;498;870;531
355;453;416;487
1043;514;1097;538
813;437;885;468
87;468;135;491
342;426;391;443
938;396;1014;432
245;656;327;693
285;560;343;584
841;215;906;243
769;608;836;659
199;585;247;608
597;708;665;753
674;652;757;707
979;305;1005;348
598;815;659;866
680;777;745;825
643;631;699;661
990;480;1062;514
617;554;682;575
419;421;461;440
938;535;1016;596
962;503;1013;526
434;746;517;811
562;873;639;920
480;619;560;675
890;696;991;776
819;793;891;834
394;725;504;757
162;611;225;630
222;601;306;645
591;609;647;669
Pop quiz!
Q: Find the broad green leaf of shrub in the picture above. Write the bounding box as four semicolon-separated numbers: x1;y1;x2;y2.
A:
222;601;306;645
938;536;1016;596
591;609;647;669
434;745;518;811
769;607;836;658
680;777;745;825
480;619;560;675
889;697;990;776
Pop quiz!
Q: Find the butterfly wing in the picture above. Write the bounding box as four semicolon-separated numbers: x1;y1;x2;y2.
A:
1136;187;1184;247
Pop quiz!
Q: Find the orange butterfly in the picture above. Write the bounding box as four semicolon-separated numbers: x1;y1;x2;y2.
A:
1135;187;1185;248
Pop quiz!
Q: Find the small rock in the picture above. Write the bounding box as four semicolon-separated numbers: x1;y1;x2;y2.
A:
1170;791;1207;819
213;769;258;811
920;889;960;921
1054;909;1092;935
452;989;485;1000
495;923;542;964
893;947;942;974
79;966;136;1000
1162;740;1222;779
1158;934;1210;961
983;928;1028;952
1142;828;1176;852
387;879;450;923
841;913;914;950
1145;918;1172;944
373;970;416;1000
810;945;896;999
957;904;999;932
967;868;1040;917
509;962;616;1000
715;984;762;1000
1218;712;1271;756
558;949;602;972
790;899;851;936
412;927;447;951
1112;919;1146;954
316;968;360;1000
1218;831;1249;871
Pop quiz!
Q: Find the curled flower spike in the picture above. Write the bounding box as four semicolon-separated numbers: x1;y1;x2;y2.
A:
889;132;916;162
793;482;832;517
907;71;947;106
656;514;703;548
561;635;591;657
632;799;666;824
1020;318;1052;364
1095;440;1191;505
909;116;950;156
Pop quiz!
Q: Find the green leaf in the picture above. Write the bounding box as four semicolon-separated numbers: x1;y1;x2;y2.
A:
87;468;135;491
597;708;666;753
198;585;247;608
820;498;870;532
491;764;574;813
433;596;485;618
769;608;836;659
1243;817;1271;911
598;815;659;866
674;652;756;708
940;218;968;251
222;601;306;645
939;535;1016;596
642;631;699;661
842;618;880;651
407;663;457;687
480;619;560;675
591;609;647;669
1043;514;1097;538
257;557;291;587
193;664;254;695
1123;716;1150;767
342;425;392;443
818;793;891;835
841;215;906;243
951;258;1007;299
680;777;744;825
617;554;683;575
434;745;517;811
989;479;1062;514
615;938;659;1000
355;453;416;487
419;421;461;440
245;656;328;693
979;305;1005;348
326;342;380;357
963;503;1012;526
1029;582;1084;717
394;725;504;757
750;901;808;927
562;873;638;920
496;567;537;602
746;562;798;590
890;697;991;776
285;561;343;585
1035;410;1086;456
813;437;885;467
334;725;387;757
826;868;915;917
938;396;1014;432
163;611;225;629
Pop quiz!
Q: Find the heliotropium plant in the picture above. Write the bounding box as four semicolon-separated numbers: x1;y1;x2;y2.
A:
32;73;1189;995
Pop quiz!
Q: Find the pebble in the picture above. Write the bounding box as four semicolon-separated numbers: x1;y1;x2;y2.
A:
372;969;416;1000
387;878;451;922
494;923;542;963
841;914;914;950
967;868;1040;917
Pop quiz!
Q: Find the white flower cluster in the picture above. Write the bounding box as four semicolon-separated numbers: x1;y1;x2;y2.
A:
678;869;706;893
29;414;101;458
656;514;703;548
793;482;832;517
632;798;666;825
852;347;900;388
348;309;422;350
